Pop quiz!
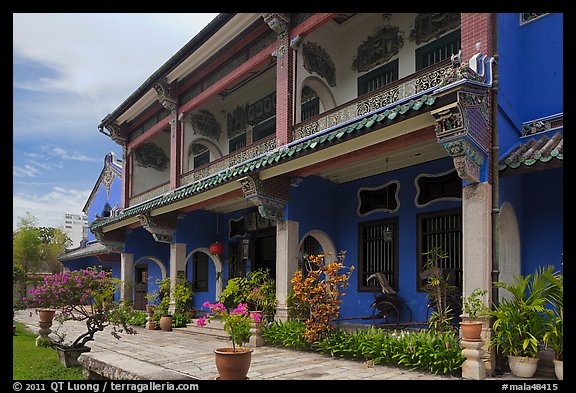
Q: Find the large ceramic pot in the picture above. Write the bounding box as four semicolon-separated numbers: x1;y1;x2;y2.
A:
214;347;253;380
160;315;173;331
553;359;563;380
54;344;91;368
508;355;539;378
38;309;56;323
460;321;483;341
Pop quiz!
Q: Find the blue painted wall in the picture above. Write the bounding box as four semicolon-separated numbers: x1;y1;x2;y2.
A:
497;13;563;157
290;157;461;323
86;174;122;242
500;168;563;277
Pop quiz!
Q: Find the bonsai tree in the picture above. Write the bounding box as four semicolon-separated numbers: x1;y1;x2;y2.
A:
24;267;137;349
489;265;559;359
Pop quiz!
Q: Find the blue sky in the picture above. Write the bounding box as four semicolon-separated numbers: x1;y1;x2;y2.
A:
13;13;219;231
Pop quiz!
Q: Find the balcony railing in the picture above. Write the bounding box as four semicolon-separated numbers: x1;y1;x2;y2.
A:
292;60;451;141
128;60;451;207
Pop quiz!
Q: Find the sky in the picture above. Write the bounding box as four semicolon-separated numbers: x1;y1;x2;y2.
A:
13;13;220;231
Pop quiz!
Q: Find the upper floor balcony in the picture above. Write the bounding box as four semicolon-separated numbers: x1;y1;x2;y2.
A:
99;13;463;209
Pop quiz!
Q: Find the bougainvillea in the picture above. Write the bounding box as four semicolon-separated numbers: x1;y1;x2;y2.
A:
24;267;136;348
196;301;261;350
290;251;354;343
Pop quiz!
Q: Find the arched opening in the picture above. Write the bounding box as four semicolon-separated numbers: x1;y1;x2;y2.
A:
133;256;167;310
186;247;223;301
497;201;521;303
298;230;337;272
298;76;336;124
186;138;223;172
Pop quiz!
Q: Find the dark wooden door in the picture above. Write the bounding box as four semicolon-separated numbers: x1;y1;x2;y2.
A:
134;266;148;310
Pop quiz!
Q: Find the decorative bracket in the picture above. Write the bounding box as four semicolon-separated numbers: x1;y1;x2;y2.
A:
154;78;178;112
432;89;490;183
92;227;125;253
237;175;286;222
262;13;289;35
105;121;127;145
137;212;176;243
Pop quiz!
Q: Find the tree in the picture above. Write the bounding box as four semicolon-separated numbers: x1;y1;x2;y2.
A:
13;214;70;300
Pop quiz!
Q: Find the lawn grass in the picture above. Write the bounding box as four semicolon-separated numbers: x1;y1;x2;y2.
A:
13;321;84;380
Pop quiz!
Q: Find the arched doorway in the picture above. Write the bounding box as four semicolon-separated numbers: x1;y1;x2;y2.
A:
133;256;167;310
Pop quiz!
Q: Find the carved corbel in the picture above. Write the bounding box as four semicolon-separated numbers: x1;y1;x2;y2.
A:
441;139;485;183
105;121;127;145
92;227;125;252
237;175;286;222
432;89;490;183
137;212;176;243
262;13;289;35
154;78;178;112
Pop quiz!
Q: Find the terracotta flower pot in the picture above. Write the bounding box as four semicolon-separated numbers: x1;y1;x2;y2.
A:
460;321;483;341
38;309;56;323
214;347;253;380
160;315;173;331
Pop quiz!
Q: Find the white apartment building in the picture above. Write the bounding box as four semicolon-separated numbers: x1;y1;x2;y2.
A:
63;213;88;249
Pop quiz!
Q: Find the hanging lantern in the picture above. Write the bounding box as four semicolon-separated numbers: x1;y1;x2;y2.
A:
210;241;224;256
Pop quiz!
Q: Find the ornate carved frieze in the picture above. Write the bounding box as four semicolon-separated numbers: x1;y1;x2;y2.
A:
136;212;175;243
190;109;222;141
520;13;549;26
522;114;563;137
105;121;127;145
302;41;336;87
237;175;286;222
352;14;404;72
437;62;484;88
154;78;177;112
409;13;460;45
226;92;276;138
134;142;169;171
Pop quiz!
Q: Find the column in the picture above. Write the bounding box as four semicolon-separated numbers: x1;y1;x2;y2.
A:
120;253;134;305
275;220;299;321
462;181;494;374
168;242;187;314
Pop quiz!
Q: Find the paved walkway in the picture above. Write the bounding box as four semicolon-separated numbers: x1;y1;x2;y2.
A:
13;309;533;381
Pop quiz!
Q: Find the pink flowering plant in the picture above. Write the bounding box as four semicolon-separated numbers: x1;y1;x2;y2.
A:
24;267;137;348
196;301;261;350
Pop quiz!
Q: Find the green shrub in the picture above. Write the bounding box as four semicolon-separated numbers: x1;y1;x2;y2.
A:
262;321;464;376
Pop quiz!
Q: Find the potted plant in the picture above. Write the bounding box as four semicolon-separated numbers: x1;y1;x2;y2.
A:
24;267;137;367
488;266;558;378
543;268;563;380
196;301;262;380
460;288;488;340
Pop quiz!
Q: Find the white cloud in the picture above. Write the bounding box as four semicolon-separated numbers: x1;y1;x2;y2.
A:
13;187;90;230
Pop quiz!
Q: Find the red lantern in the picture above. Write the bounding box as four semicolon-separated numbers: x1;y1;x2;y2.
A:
210;241;224;256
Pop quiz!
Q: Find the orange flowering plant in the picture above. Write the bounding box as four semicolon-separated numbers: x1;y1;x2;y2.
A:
290;251;354;343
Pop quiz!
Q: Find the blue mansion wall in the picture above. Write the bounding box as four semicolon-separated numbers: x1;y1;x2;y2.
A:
86;174;122;243
497;13;563;155
289;156;461;323
499;168;563;277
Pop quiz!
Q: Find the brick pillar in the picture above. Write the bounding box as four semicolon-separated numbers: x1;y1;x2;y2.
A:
170;113;182;189
272;17;294;146
460;13;495;60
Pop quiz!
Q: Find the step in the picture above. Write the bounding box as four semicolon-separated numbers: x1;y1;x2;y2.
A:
175;318;230;340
